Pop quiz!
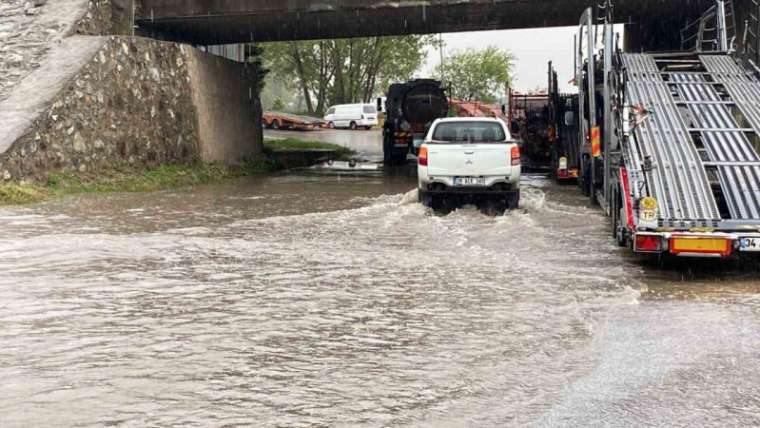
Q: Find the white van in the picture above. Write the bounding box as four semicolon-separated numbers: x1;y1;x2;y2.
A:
323;104;378;130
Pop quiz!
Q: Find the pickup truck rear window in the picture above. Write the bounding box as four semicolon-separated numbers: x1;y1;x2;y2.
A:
432;121;507;143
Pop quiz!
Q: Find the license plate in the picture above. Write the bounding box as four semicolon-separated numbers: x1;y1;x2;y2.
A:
670;238;730;254
454;177;485;186
739;237;760;252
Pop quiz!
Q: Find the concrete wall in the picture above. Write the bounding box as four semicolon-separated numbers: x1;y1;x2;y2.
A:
0;37;200;181
187;50;260;164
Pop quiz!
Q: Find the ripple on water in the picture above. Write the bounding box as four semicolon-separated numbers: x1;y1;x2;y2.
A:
0;176;756;427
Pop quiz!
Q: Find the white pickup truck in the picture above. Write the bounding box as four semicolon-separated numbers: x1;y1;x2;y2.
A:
417;117;521;213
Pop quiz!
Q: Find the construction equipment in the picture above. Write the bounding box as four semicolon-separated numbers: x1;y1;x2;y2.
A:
382;79;449;165
578;0;760;258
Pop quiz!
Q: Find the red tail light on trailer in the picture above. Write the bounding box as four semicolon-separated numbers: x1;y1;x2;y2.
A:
634;234;662;253
511;145;521;166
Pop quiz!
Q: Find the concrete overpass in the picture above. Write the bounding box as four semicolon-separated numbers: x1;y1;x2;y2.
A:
135;0;712;46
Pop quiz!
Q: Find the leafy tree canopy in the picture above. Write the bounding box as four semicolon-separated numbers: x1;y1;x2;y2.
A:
436;46;515;103
261;36;438;115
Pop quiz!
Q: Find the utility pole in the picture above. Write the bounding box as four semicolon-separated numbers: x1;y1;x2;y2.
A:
438;33;445;81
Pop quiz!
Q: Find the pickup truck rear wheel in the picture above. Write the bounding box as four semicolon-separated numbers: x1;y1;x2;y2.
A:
419;191;440;210
480;198;507;216
506;191;520;210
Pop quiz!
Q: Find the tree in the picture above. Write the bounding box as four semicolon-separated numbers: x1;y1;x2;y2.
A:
436;46;515;103
260;36;437;115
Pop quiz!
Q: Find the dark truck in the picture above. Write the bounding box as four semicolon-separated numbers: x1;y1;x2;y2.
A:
547;61;581;182
381;79;449;165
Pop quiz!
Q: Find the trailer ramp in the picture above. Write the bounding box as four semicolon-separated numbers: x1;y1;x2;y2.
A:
677;56;760;221
622;53;760;229
622;54;722;228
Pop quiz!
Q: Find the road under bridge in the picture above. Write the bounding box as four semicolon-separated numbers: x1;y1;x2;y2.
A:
135;0;714;49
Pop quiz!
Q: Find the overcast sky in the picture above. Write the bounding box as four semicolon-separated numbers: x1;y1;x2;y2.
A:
422;26;580;94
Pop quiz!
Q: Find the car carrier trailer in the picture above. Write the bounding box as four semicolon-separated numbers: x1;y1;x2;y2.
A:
263;111;325;131
577;0;760;258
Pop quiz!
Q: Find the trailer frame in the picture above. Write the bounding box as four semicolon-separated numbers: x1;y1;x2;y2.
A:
581;0;760;259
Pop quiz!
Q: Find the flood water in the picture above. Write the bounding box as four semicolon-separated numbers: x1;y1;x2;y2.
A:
0;169;758;427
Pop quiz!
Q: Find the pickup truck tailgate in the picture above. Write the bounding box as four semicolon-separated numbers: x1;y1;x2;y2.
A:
427;144;513;176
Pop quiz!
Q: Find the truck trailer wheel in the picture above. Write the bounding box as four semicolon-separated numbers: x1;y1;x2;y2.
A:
615;206;628;247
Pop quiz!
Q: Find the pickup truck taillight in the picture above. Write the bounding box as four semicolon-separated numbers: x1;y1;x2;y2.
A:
418;147;428;166
511;145;521;166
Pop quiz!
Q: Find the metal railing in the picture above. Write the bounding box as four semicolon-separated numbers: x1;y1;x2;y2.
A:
743;0;760;66
681;0;735;53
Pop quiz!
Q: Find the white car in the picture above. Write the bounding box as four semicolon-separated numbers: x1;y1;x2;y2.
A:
323;104;378;130
417;117;521;212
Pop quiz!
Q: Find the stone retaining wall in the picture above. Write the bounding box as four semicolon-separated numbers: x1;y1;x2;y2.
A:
0;0;91;102
0;36;262;182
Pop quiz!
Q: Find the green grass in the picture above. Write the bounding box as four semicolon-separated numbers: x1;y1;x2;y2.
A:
264;138;355;160
0;164;247;206
0;183;48;205
45;164;246;195
0;140;354;206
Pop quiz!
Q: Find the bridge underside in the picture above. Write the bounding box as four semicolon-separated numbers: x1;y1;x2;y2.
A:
136;0;711;46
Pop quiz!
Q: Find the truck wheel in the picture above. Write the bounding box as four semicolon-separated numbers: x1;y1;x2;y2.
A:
506;191;520;210
580;157;590;196
383;136;394;165
272;119;281;130
391;152;407;165
350;121;357;130
615;206;628;247
328;122;334;129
